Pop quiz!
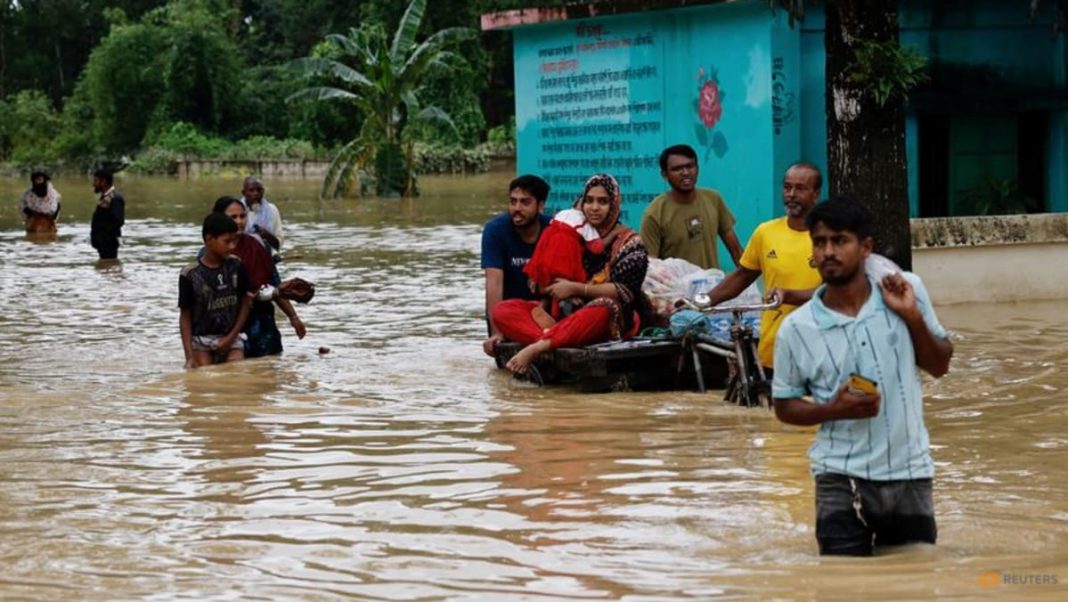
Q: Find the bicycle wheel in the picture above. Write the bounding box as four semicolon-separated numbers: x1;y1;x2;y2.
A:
733;342;752;406
723;372;739;404
721;346;741;404
753;380;772;410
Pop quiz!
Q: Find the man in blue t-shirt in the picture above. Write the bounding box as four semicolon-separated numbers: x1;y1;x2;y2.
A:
481;174;551;356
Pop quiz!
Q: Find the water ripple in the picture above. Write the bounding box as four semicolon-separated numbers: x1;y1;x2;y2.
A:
0;175;1065;599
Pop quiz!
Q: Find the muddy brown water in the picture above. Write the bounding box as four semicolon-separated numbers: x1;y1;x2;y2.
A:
0;173;1065;600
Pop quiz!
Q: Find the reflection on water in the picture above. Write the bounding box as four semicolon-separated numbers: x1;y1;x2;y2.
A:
0;173;1065;599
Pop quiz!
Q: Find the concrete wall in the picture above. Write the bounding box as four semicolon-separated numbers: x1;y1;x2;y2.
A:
911;213;1068;304
177;160;330;179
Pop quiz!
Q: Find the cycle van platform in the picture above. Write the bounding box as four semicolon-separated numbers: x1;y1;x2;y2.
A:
493;338;729;393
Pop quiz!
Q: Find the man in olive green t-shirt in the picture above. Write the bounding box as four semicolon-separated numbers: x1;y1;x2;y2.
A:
640;144;744;270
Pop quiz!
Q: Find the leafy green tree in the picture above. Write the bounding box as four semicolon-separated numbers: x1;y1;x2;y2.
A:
0;0;163;103
57;0;245;156
236;0;361;64
289;0;475;197
361;0;573;141
0;89;62;164
158;7;244;135
77;17;166;152
405;61;486;147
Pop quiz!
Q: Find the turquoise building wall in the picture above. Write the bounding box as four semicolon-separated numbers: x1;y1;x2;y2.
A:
513;2;800;265
511;0;1067;231
798;0;1068;216
797;9;827;205
1050;34;1068;213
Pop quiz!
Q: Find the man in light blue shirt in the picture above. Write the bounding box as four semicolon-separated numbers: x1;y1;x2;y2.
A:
772;197;954;556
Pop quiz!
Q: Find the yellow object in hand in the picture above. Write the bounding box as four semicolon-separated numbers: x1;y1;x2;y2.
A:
848;373;879;396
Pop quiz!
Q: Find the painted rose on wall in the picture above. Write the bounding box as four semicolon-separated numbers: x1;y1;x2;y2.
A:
699;79;722;127
694;66;728;160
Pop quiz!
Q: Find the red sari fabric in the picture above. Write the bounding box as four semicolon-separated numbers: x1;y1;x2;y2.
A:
492;299;638;349
233;234;275;288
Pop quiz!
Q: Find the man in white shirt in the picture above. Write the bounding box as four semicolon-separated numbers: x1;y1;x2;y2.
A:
240;176;283;251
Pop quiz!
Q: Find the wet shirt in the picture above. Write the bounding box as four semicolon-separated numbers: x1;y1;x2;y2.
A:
480;213;551;301
640;188;736;270
772;273;947;481
178;257;251;337
738;217;823;367
91;188;125;241
197;234;279;288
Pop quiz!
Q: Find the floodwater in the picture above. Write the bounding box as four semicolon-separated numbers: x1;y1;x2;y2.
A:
0;173;1065;600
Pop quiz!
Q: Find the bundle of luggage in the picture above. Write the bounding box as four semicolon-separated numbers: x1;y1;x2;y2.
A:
641;257;762;341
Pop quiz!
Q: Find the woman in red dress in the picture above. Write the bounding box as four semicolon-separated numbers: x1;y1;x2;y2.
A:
491;174;649;375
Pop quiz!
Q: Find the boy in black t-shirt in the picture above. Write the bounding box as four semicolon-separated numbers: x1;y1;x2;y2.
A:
179;213;253;368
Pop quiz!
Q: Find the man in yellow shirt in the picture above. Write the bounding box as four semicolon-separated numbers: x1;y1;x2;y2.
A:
640;144;744;269
701;162;824;372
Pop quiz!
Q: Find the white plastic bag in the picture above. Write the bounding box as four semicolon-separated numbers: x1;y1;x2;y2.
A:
866;253;902;283
642;258;723;316
642;257;763;317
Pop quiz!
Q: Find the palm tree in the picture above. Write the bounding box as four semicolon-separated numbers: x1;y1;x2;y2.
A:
289;0;474;197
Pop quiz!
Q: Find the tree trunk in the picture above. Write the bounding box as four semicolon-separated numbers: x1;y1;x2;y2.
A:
55;42;65;93
1;24;6;99
825;0;912;270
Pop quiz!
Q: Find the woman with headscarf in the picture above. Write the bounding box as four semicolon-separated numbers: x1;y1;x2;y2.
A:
491;173;649;375
20;171;61;234
211;196;306;357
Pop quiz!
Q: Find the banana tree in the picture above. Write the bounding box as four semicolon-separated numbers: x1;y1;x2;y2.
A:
289;0;474;197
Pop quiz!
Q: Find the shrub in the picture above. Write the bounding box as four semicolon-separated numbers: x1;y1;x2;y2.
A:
484;117;516;157
0;90;63;165
411;143;490;175
232;136;321;160
128;147;180;175
487;117;516;146
127;123;332;174
154;122;229;157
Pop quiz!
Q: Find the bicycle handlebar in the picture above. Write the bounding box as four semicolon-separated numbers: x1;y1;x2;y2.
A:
675;293;783;314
